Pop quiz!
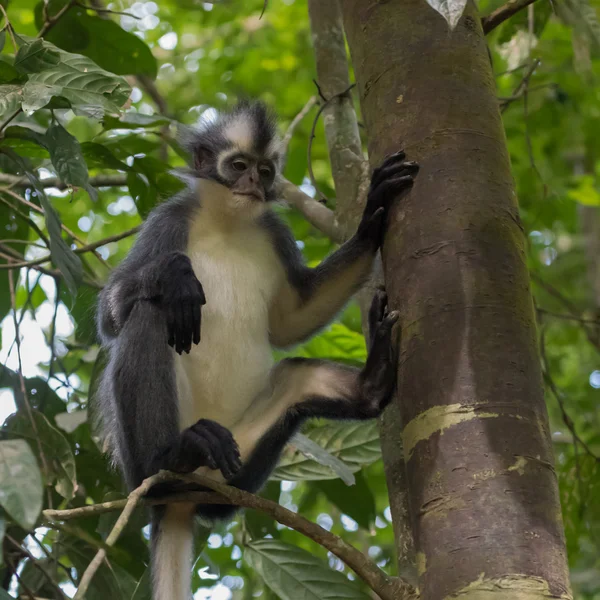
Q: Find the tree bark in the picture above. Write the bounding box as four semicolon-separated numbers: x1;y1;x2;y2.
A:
307;0;417;585
339;1;572;599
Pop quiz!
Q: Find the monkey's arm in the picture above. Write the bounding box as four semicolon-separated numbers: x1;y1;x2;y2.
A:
97;195;204;355
268;152;418;348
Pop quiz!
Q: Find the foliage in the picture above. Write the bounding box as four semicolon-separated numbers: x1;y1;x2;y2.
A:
0;0;598;599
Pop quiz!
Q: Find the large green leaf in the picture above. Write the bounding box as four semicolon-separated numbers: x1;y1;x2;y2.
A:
0;439;43;529
0;83;23;118
1;147;83;297
315;471;376;530
81;141;131;171
273;421;381;481
46;122;96;200
245;540;370;600
7;409;77;500
17;36;130;118
35;0;157;78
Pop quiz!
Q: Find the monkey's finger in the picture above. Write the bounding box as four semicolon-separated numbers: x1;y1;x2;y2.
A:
192;300;201;345
182;294;194;354
371;159;417;191
373;175;415;206
167;309;177;348
184;431;218;471
201;427;236;480
372;151;406;182
201;420;242;472
174;301;186;355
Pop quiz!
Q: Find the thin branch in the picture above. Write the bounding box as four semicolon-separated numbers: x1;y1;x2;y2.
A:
0;109;22;135
281;96;318;158
48;471;415;600
0;226;140;271
537;307;599;326
0;4;18;51
482;0;540;34
500;58;541;113
71;472;173;600
37;0;78;38
307;83;356;203
539;325;599;461
532;272;600;351
5;535;66;600
8;268;52;492
75;2;140;18
280;178;341;243
0;173;128;190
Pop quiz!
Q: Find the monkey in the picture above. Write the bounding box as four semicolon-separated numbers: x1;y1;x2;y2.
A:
95;100;418;600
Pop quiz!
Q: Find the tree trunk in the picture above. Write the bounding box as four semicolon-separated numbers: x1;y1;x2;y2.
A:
339;1;572;599
306;1;417;585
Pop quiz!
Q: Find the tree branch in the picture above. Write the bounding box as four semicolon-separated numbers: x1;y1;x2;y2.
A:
37;0;78;38
281;96;317;158
46;471;415;600
280;178;342;243
0;173;129;189
482;0;540;34
0;226;139;271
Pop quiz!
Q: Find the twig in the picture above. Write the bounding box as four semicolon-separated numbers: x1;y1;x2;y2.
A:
280;178;342;243
0;4;18;51
75;2;140;18
5;535;66;600
0;226;140;271
482;0;540;34
37;0;78;37
537;308;599;326
0;173;129;189
281;96;318;158
307;83;356;203
539;325;599;461
259;0;268;19
0;109;22;135
49;471;414;600
0;195;50;246
532;272;600;351
500;59;541;113
72;472;173;600
8;268;52;493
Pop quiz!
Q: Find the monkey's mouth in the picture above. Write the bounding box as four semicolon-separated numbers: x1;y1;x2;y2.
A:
235;191;264;202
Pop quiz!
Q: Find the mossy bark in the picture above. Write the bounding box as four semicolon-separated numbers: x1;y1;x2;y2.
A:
339;1;572;599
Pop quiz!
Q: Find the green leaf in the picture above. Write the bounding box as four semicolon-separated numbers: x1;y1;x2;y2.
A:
0;439;43;529
81;141;132;171
315;471;376;530
14;37;61;73
7;409;77;500
0;30;5;53
46;122;96;200
291;432;355;484
36;0;157;78
1;147;82;297
245;480;281;539
273;421;381;481
17;36;130;118
0;83;23;118
245;540;370;600
0;57;22;84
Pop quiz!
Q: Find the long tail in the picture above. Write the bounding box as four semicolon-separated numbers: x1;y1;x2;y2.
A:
151;503;195;600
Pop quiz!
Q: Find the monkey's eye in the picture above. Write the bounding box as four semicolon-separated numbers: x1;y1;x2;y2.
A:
232;159;247;172
259;166;272;178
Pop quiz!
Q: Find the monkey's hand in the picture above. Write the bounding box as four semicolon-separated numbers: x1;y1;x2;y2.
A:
356;151;419;248
162;419;243;480
358;288;399;417
159;252;206;355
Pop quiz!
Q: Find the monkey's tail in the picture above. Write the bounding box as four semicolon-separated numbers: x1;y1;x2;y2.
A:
151;502;195;600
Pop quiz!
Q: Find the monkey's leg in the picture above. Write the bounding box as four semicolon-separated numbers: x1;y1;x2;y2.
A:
198;291;397;520
105;298;241;600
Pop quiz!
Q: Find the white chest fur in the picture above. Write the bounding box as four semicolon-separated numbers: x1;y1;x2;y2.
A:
174;206;285;432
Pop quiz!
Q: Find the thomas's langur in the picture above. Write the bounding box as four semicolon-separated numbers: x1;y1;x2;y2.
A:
96;100;419;600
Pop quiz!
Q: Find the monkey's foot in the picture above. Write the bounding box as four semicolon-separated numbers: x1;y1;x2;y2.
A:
177;419;242;480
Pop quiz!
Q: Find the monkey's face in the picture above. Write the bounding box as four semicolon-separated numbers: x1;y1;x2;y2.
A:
218;150;277;203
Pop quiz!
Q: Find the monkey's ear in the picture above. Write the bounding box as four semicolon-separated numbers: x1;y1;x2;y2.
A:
193;145;213;172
